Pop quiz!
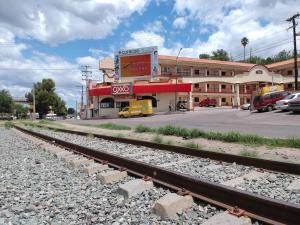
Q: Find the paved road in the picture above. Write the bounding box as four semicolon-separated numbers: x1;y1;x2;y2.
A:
64;108;300;138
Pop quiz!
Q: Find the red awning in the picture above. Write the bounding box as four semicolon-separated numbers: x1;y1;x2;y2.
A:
89;83;191;96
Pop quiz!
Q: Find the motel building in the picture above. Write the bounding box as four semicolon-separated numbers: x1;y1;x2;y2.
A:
87;49;299;119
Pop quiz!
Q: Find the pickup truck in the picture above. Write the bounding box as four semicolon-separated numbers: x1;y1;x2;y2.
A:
199;99;217;107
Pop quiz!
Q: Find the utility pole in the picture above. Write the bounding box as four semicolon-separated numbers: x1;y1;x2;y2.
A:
175;48;183;112
32;84;36;120
81;65;92;119
76;85;84;119
287;13;300;91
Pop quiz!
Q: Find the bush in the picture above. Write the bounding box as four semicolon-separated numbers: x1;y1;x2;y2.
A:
4;121;13;129
152;135;164;144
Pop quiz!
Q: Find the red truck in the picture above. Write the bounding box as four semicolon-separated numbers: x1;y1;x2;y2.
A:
199;98;217;107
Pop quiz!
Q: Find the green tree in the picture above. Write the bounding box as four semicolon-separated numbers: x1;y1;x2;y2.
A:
14;104;28;119
248;56;265;64
26;79;67;118
273;50;292;63
199;53;211;59
67;108;75;114
0;90;14;113
211;49;230;61
241;37;249;61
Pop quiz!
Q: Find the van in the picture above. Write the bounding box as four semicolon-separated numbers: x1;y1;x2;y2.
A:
252;91;289;112
119;99;153;118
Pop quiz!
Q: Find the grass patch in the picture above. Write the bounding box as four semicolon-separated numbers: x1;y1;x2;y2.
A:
80;123;131;130
135;124;156;133
152;135;164;144
97;123;131;130
134;124;300;149
165;139;173;145
239;150;259;158
183;141;201;149
4;121;13;129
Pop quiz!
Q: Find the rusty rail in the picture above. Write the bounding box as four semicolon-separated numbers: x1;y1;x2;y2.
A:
15;125;300;225
30;124;300;175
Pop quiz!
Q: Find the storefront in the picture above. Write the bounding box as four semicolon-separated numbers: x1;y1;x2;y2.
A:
89;82;192;118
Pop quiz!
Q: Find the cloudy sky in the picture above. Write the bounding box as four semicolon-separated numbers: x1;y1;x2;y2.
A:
0;0;299;107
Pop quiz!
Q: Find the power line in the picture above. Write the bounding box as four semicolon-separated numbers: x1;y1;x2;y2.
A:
232;38;293;60
286;12;300;91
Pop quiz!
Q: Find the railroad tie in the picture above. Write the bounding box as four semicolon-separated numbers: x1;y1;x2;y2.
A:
97;170;127;184
82;163;109;175
201;211;252;225
152;193;194;219
118;179;154;199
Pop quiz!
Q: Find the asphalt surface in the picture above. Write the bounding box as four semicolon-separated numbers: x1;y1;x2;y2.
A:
63;108;300;138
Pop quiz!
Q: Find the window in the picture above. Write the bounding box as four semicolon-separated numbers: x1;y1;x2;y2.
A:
177;67;191;76
288;83;293;88
162;66;170;73
221;71;226;76
194;83;199;88
207;84;210;88
194;97;199;102
288;70;293;75
256;70;263;74
207;71;210;75
100;98;114;108
222;98;226;102
221;85;226;89
194;69;200;75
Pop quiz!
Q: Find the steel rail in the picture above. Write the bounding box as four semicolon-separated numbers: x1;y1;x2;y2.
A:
15;125;300;225
30;124;300;175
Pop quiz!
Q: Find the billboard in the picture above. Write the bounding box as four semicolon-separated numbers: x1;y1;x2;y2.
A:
115;46;158;79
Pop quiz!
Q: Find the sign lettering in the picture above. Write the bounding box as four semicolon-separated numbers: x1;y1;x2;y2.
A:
111;83;132;95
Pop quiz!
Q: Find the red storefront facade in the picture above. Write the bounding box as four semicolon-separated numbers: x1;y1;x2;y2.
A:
88;82;192;118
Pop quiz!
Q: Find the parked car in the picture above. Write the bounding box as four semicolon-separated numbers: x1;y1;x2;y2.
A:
241;103;251;110
252;91;289;112
287;97;300;113
276;93;300;111
199;98;217;107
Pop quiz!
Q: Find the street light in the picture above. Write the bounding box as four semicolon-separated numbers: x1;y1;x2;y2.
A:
174;48;183;112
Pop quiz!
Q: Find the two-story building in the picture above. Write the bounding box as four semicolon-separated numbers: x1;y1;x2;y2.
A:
87;55;299;119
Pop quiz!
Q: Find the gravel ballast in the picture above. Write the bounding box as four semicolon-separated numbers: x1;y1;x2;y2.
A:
25;126;300;205
1;127;225;224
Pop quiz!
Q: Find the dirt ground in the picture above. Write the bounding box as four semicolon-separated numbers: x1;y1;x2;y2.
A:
36;121;300;165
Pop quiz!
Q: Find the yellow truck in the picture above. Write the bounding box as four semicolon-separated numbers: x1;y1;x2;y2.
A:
118;99;153;118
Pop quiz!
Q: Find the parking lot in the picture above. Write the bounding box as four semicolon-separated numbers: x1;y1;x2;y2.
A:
64;108;300;138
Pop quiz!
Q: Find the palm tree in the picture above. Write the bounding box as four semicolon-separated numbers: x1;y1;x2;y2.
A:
241;37;249;62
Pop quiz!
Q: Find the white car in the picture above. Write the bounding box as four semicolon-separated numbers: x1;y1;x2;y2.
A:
276;93;300;110
241;103;251;110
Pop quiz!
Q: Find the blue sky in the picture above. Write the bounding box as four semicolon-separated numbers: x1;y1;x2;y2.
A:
0;0;299;107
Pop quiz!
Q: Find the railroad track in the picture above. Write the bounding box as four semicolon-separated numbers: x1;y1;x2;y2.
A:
15;125;300;224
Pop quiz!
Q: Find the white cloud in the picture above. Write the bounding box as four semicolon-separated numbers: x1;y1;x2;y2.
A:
173;17;187;29
0;0;150;44
173;0;300;59
0;29;85;107
145;20;165;33
125;31;165;49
